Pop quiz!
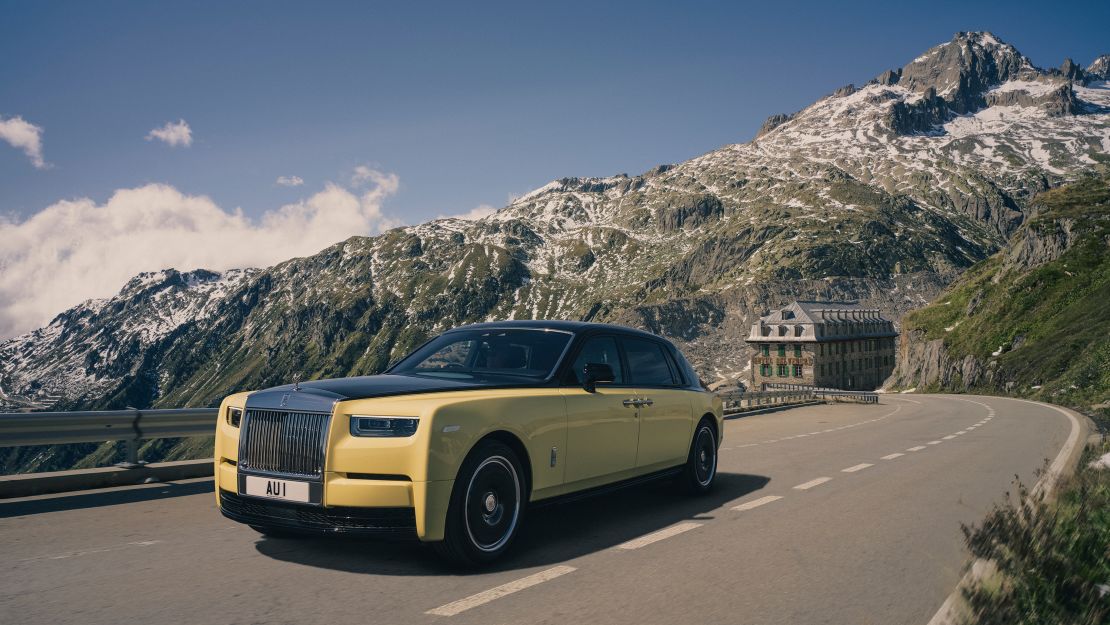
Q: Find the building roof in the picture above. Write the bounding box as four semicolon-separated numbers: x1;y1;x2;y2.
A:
745;300;897;343
759;300;891;325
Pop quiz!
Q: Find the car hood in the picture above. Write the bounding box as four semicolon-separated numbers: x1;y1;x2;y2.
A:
244;374;495;413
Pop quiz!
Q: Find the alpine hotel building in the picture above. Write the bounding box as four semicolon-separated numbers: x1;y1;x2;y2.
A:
745;300;898;391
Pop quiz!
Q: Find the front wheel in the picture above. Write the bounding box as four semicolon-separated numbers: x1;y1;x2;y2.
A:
681;419;718;494
433;440;525;567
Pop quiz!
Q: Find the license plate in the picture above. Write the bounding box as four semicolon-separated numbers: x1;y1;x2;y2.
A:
242;475;311;503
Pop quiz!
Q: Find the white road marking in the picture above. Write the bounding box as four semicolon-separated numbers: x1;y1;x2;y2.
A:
881;453;904;460
426;565;576;616
842;463;873;473
927;440;943;445
956;430;967;435
616;522;702;550
942;435;957;440
928;396;1083;625
19;540;163;564
731;495;783;511
738;403;903;446
793;477;832;490
907;446;927;452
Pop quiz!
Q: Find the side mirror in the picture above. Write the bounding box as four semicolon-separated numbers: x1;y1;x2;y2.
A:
582;362;615;393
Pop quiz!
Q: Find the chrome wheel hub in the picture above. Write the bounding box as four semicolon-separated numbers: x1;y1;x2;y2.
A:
484;492;497;513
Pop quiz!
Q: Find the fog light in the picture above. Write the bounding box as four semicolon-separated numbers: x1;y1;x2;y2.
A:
350;415;418;437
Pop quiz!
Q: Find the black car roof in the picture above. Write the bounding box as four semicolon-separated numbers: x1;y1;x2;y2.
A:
449;319;666;342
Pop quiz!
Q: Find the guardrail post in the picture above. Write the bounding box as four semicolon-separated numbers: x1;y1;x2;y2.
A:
115;407;147;469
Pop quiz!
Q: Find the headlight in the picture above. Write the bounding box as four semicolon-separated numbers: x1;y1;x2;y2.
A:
350;415;419;437
226;406;242;427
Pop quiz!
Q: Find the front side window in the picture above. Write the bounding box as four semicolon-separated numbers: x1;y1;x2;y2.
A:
623;338;676;386
569;336;625;385
390;328;571;382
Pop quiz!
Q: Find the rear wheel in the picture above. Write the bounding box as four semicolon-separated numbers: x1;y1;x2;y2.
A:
433;440;525;567
682;419;718;494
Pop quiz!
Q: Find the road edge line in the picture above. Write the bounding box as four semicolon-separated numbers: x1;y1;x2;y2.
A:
923;396;1086;625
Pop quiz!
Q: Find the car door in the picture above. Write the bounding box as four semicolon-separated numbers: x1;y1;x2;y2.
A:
560;335;640;485
621;336;693;470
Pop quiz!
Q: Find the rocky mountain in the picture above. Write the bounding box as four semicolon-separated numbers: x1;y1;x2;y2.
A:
2;32;1109;462
887;172;1109;424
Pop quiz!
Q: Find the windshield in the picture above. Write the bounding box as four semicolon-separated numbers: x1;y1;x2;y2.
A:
389;328;573;382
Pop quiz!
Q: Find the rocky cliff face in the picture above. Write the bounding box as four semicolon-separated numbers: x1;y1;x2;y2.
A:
2;32;1109;428
887;173;1110;417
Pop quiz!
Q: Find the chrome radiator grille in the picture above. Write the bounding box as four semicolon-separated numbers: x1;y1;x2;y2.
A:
239;409;330;478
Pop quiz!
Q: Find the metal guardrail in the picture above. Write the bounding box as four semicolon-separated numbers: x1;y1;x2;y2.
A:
718;389;816;414
717;388;879;413
0;408;218;467
814;389;879;404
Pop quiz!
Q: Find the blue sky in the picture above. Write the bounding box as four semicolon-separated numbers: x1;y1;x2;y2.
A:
2;0;1108;223
0;0;1108;338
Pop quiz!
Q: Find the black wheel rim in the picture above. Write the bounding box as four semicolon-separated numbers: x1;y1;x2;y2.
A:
694;427;716;486
463;456;520;552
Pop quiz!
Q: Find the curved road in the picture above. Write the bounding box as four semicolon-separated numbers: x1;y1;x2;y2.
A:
0;394;1080;625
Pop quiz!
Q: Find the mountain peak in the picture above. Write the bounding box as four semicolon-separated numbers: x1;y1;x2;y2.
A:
1088;55;1110;80
898;31;1032;113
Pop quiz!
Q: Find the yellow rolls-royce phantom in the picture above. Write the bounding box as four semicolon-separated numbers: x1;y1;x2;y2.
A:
214;320;723;565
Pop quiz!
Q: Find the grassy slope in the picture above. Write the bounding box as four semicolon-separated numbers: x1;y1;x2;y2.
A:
959;441;1110;625
900;172;1110;420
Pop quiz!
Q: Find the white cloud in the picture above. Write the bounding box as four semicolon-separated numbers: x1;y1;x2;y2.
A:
146;119;193;147
276;175;304;187
440;204;497;221
0;173;401;339
0;115;48;169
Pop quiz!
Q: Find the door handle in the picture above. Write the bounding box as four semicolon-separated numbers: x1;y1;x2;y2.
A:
640;398;654;406
622;399;639;407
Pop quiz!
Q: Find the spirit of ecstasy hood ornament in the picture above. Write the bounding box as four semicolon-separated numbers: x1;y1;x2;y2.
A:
292;375;301;392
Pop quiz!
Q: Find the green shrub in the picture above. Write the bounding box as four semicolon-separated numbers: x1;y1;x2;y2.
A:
959;442;1110;625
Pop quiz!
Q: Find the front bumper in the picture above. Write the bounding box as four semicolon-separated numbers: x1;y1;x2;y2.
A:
218;489;418;538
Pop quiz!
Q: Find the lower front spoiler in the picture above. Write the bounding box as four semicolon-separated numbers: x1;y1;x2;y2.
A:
218;489;419;540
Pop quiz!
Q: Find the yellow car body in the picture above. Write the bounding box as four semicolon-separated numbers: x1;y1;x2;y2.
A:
214;320;722;562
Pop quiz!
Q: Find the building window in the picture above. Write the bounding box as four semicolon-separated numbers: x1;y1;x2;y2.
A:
777;364;789;377
778;344;786;357
819;344;824;357
761;344;770;357
793;345;802;357
761;364;771;376
792;364;803;377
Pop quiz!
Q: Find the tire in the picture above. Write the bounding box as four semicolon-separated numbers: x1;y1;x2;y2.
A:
681;419;718;494
433;440;526;567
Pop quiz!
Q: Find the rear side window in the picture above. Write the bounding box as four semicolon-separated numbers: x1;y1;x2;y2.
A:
569;336;625;384
622;338;677;386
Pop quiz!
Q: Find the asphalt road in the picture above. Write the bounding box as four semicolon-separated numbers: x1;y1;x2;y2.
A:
0;394;1079;625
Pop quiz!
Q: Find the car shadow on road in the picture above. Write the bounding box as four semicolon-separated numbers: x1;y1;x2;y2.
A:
253;471;769;576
